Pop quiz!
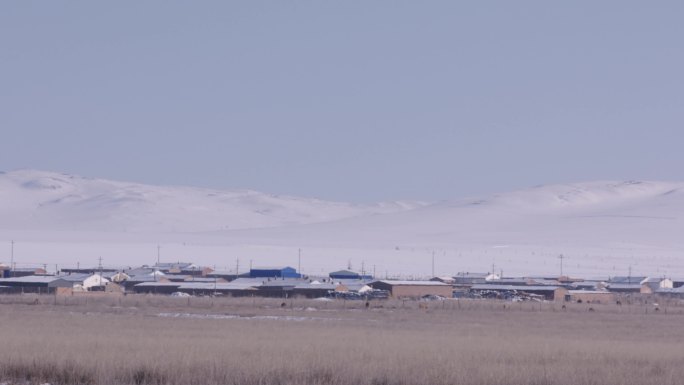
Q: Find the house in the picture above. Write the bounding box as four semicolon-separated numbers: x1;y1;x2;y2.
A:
249;266;301;279
470;284;568;301
104;271;130;283
656;286;684;298
640;278;673;294
370;280;453;299
57;273;110;291
430;276;456;284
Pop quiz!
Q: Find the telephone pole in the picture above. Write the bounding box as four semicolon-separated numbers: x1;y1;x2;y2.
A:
98;256;104;290
431;250;435;277
10;240;14;277
559;254;565;277
157;244;161;265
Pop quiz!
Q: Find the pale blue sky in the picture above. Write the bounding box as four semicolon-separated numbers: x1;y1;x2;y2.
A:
1;1;683;202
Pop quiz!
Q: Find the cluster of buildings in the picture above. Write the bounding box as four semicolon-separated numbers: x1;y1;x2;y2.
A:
0;262;683;303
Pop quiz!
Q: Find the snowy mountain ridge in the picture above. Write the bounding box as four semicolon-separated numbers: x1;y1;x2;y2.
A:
0;170;426;233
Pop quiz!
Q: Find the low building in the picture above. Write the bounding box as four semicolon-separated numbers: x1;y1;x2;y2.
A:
256;279;300;297
123;276;170;291
470;284;568;301
640;278;673;294
564;290;616;304
0;276;73;294
329;270;373;280
249;266;301;279
132;282;182;294
9;267;48;277
606;283;642;293
0;264;10;278
206;270;249;281
370;280;453;298
453;272;499;287
430;276;456;284
57;273;110;291
293;282;347;298
656;286;684;298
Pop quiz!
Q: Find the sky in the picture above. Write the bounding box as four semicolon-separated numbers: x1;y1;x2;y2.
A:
1;1;683;203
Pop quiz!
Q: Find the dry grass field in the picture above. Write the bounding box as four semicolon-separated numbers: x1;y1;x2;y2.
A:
0;294;683;385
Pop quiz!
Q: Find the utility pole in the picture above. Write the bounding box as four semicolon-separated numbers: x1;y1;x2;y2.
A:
98;256;103;290
559;254;565;277
236;258;240;276
157;244;161;265
10;240;14;277
431;250;435;277
298;248;301;276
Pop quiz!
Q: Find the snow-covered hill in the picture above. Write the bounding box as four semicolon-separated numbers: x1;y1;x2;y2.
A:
1;170;683;277
0;170;425;233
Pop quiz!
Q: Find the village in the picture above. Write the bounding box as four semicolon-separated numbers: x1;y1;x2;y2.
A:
1;261;683;305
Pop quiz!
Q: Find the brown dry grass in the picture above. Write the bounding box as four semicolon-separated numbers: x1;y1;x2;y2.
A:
0;294;683;385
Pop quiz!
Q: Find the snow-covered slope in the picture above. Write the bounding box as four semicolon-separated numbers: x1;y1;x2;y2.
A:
1;171;683;277
0;170;425;232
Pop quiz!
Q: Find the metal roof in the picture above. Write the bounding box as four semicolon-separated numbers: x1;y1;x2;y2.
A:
133;282;181;287
373;280;449;286
0;276;62;283
471;284;562;291
250;266;296;271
